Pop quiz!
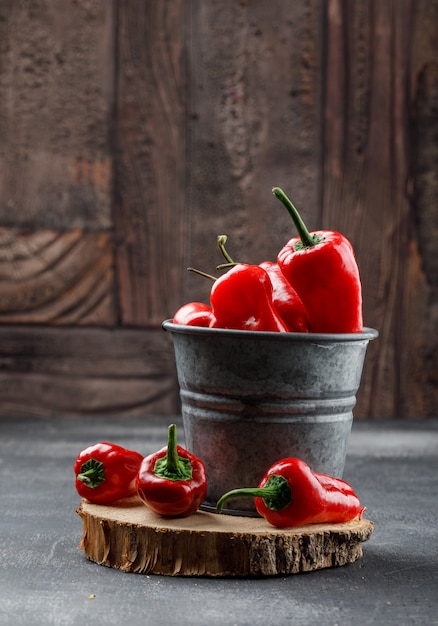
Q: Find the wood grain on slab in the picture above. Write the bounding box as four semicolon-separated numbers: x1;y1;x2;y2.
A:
77;498;374;577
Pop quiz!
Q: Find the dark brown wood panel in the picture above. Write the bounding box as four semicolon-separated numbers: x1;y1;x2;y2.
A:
184;0;324;305
322;0;437;417
114;1;189;326
410;1;438;417
0;228;116;325
0;1;117;327
0;0;115;229
0;0;435;418
0;326;178;417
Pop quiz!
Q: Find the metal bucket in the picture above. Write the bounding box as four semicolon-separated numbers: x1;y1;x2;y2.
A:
163;320;378;516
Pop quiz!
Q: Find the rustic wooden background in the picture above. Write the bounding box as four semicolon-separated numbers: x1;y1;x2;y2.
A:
0;0;436;418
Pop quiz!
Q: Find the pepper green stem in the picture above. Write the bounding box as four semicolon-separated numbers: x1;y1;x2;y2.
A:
217;234;242;271
216;262;236;270
217;235;236;264
153;424;193;482
77;458;105;488
216;475;292;513
187;267;217;281
165;424;181;474
272;187;323;248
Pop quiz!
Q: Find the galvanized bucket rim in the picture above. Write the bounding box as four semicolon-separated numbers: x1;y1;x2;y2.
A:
162;320;379;343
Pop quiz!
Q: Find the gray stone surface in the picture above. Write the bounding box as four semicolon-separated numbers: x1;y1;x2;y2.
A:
0;416;437;626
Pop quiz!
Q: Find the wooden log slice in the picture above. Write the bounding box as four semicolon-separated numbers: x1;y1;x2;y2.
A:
77;498;374;577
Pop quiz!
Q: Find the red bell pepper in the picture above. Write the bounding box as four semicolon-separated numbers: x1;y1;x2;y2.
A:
172;301;214;327
136;424;207;517
216;235;309;333
259;261;309;332
216;457;365;528
210;263;289;332
74;442;143;505
273;187;363;334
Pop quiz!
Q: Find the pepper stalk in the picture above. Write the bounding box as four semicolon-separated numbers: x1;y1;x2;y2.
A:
272;187;324;249
153;424;193;481
216;474;292;512
216;234;241;270
77;458;105;488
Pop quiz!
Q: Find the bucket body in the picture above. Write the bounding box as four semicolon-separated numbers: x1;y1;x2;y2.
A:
163;321;378;516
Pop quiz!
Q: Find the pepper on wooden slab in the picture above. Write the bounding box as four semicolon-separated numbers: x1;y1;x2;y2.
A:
216;457;365;528
273;187;363;334
74;442;143;505
136;424;207;517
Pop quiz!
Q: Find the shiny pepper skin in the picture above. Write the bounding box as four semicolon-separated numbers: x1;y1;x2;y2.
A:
273;187;363;334
217;457;365;528
209;263;289;332
136;424;207;517
74;442;143;505
277;231;363;333
172;301;214;327
259;261;309;332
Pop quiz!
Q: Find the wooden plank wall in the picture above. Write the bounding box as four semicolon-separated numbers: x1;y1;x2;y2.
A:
0;0;436;418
